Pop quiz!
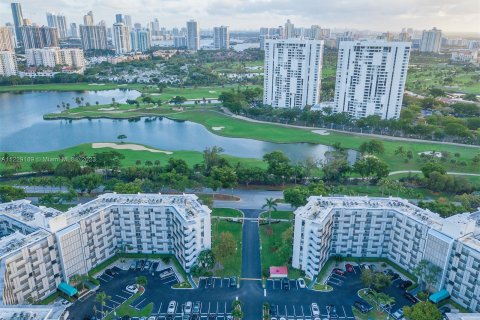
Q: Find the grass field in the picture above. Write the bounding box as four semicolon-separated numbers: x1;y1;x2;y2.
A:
260;211;293;220
145;85;261;101
0;143;266;172
259;222;303;279
39;107;480;173
211;208;243;218
211;219;243;277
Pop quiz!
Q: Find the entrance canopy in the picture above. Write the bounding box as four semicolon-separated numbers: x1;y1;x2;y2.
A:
58;282;77;297
429;289;450;304
270;266;288;278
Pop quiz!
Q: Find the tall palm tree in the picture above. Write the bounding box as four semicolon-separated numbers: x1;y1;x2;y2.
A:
262;198;277;225
95;291;111;317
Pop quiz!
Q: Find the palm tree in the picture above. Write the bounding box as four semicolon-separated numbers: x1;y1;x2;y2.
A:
262;198;277;225
95;291;111;317
136;276;148;287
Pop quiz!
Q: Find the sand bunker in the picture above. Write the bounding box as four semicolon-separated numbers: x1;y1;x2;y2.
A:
98;107;115;111
208;90;217;93
92;143;173;154
88;83;105;86
312;129;330;136
212;126;224;131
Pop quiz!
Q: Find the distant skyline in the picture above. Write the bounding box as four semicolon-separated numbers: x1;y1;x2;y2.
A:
0;0;479;34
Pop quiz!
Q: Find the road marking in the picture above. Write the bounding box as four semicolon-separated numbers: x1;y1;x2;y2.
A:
264;288;266;297
109;299;121;305
157;302;163;314
239;278;262;281
116;294;127;300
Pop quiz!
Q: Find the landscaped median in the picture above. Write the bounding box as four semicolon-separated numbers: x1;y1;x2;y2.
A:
104;286;153;319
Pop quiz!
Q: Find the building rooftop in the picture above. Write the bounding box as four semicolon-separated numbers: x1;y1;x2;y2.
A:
0;200;63;225
296;196;478;242
64;193;210;224
0;305;66;320
0;230;50;259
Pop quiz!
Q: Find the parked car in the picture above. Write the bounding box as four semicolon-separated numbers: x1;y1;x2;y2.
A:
400;280;413;289
360;264;370;270
167;301;177;314
384;269;394;276
404;292;417;303
333;268;345;276
126;284;138;294
184;301;192;314
439;306;451;315
391;273;400;280
193;302;201;314
345;263;354;272
311;303;320;316
392;308;404;320
282;277;290;290
208;314;216;320
297;278;306;289
144;261;151;270
230;276;237;287
369;264;376;271
353;301;372;313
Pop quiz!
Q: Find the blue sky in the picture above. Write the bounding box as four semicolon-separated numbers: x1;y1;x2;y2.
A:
1;0;478;33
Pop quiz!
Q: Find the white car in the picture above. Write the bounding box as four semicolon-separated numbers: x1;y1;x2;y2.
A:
126;284;138;294
167;301;177;314
184;301;192;314
297;278;306;289
311;303;320;317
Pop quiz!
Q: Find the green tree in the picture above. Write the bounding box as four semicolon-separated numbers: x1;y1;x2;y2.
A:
322;158;350;182
117;134;127;143
136;275;148;287
210;166;238;189
283;187;310;208
171;95;187;105
231;300;243;320
0;186;26;203
198;249;215;270
359;140;385;155
412;260;442;292
360;269;374;288
72;173;102;194
213;232;237;261
262;197;278;225
420;161;446;178
203;146;225;174
372;272;392;291
55;161;82;178
403;301;442;320
353;157;390;180
114;181;142;194
31;161;55;173
263;151;292;185
95;291;111;317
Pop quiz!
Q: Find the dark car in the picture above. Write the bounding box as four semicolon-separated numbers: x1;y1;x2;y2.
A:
105;269;114;276
270;304;278;316
391;273;400;280
404;292;417;303
345;263;354;272
193;302;201;314
208;314;216;320
400;280;413;289
230;277;237;287
353;301;373;313
439;306;451;315
282;277;290;290
333;268;345;276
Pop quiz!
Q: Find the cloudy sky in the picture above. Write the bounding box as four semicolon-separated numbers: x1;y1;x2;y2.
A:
1;0;479;34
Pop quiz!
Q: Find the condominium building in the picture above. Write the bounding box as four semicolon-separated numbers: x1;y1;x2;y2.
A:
174;36;188;49
0;51;17;76
263;38;324;109
213;26;230;50
186;20;200;51
292;196;480;312
21;26;59;49
420;27;442;53
131;28;151;52
113;23;131;54
25;47;85;68
10;3;24;46
0;27;15;52
46;13;68;39
333;40;411;119
284;19;295;39
0;193;211;305
79;24;107;50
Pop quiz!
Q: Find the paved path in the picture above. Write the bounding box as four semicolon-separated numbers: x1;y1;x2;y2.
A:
389;170;480;177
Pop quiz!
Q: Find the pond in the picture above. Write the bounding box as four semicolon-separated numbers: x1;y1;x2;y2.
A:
0;90;357;163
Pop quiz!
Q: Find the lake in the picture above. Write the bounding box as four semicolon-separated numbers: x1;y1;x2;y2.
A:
0;90;357;163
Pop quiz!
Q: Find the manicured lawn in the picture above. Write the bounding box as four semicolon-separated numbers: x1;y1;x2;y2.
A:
259;222;303;278
260;211;293;220
0;143;266;172
104;288;153;319
211;208;243;218
211;219;242;277
0;83;143;93
146;85;261;101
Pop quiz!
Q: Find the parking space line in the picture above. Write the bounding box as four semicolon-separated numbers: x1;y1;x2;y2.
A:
116;294;127;300
157;302;162;314
109;299;121;305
